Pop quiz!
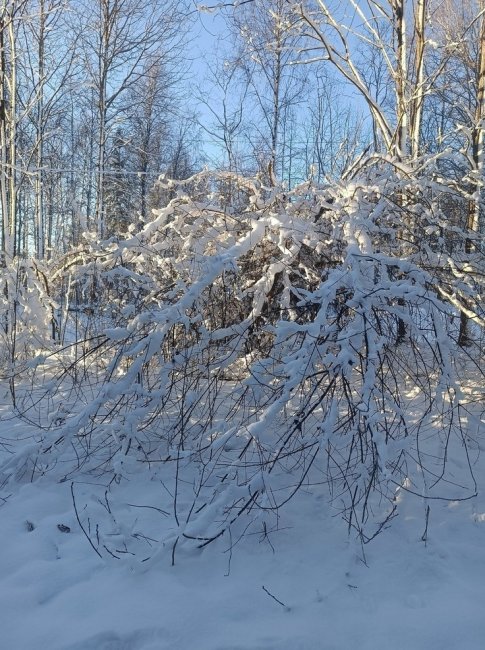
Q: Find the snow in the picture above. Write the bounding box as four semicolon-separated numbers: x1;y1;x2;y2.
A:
1;407;485;650
1;166;484;649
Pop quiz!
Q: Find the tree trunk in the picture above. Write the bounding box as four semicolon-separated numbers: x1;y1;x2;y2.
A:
35;0;46;259
458;0;485;346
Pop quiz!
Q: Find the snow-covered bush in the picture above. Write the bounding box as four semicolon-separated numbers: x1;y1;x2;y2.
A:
2;160;484;562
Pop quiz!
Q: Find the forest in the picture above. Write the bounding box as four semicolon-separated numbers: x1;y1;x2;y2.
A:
0;2;484;647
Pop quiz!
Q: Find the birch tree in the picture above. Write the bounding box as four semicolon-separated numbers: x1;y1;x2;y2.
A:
76;0;186;238
0;0;29;258
293;0;428;159
20;0;77;258
227;0;307;181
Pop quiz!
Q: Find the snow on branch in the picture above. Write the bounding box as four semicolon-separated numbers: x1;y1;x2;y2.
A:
1;162;483;561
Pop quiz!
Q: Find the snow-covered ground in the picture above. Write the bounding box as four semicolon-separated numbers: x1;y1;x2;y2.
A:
1;404;485;650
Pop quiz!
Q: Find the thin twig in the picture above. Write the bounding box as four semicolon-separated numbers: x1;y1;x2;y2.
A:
421;504;430;546
262;585;290;611
71;482;102;558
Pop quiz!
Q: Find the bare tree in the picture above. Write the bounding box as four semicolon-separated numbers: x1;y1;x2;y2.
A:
294;0;429;159
434;0;485;344
126;56;188;221
197;57;250;175
75;0;187;238
227;0;307;181
19;0;77;258
303;69;366;181
0;1;29;258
